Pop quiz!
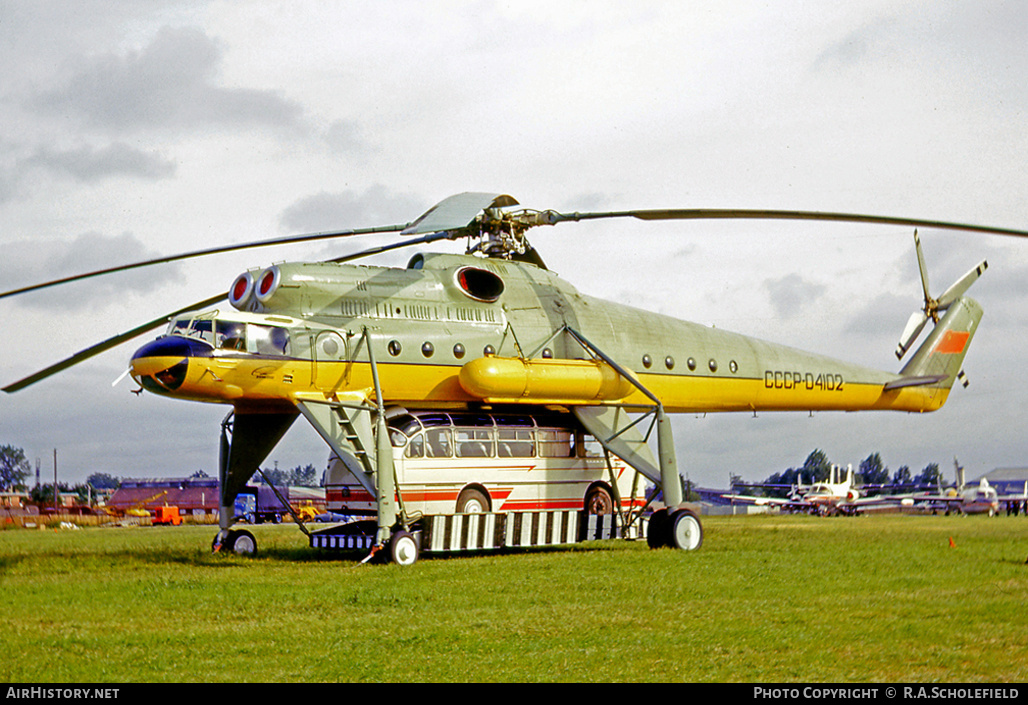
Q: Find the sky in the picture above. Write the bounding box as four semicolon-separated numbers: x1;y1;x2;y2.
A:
2;1;1027;490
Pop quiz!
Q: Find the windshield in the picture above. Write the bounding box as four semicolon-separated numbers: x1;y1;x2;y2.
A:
169;317;289;354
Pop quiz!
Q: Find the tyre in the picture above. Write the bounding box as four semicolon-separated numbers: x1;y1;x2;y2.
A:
456;487;490;514
211;529;231;553
646;509;670;549
585;485;614;515
669;508;703;551
389;530;420;566
230;529;257;556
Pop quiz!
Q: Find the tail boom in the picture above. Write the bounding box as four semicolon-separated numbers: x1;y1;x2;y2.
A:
881;296;983;412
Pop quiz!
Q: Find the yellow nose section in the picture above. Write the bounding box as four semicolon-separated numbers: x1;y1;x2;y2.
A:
130;355;187;378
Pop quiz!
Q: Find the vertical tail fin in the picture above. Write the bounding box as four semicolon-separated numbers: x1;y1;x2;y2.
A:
899;296;983;390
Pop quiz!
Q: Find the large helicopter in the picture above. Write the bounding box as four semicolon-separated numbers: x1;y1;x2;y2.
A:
3;192;1025;563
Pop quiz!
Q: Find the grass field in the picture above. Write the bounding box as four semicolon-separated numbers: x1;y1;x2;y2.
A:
1;513;1026;683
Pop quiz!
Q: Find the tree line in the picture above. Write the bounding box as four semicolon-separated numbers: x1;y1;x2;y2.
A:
732;449;945;498
0;444;323;497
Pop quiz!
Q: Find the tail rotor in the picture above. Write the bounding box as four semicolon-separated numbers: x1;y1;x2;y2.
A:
895;230;988;360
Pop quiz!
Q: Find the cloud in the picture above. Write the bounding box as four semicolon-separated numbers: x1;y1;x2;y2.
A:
33;26;306;135
322;119;376;157
1;231;183;310
812;16;899;71
763;273;827;318
24;143;176;182
278;186;428;235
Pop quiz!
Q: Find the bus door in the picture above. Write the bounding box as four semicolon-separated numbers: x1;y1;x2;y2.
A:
534;426;580;511
396;415;457;514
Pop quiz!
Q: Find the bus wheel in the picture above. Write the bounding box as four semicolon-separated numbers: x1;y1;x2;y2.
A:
389;530;420;566
585;485;614;515
669;509;703;551
456;488;489;514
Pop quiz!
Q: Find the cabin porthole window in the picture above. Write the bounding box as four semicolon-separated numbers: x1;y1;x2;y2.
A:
665;356;675;370
321;337;339;357
453;343;466;359
542;348;553;359
642;354;652;369
729;360;738;374
484;345;496;356
388;340;402;357
687;357;697;371
422;342;435;358
708;359;718;373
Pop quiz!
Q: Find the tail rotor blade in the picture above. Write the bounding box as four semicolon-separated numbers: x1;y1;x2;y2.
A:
913;230;931;305
937;260;989;310
896;311;929;360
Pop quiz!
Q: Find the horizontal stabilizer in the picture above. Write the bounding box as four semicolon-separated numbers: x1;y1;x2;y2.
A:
883;375;948;391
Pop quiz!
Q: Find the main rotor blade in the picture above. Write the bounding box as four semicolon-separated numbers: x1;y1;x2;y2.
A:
544;208;1028;239
2;292;227;393
0;222;413;301
401;192;517;236
4;230;462;393
326;229;458;263
0;193;514;301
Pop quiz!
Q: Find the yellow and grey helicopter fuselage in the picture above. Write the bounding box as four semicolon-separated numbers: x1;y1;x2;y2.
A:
130;251;979;416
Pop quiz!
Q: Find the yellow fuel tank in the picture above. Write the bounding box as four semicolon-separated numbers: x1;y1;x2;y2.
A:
458;356;634;404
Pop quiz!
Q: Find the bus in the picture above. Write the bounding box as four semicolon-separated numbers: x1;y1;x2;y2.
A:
324;410;647;519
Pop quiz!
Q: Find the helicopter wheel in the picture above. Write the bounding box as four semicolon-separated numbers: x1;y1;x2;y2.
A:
646;509;670;549
389;530;420;566
668;508;703;551
230;529;258;556
212;529;258;556
212;529;230;553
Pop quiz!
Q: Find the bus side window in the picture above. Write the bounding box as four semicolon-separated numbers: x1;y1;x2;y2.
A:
405;433;424;458
455;428;494;458
426;428;452;458
498;429;534;457
538;429;572;458
578;432;603;457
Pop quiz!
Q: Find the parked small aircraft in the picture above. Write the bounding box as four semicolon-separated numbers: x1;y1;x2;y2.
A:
912;478;1000;516
723;464;898;515
907;460;1009;516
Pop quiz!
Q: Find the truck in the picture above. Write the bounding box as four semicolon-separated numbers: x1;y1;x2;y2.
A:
234;485;289;524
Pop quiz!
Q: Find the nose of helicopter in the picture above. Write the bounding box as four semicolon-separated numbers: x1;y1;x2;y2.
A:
130;336;211;393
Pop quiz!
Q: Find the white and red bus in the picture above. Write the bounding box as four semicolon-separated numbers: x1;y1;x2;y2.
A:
324;410;646;518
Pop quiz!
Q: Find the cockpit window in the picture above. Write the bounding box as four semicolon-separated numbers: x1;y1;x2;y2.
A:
169;317;289;355
250;324;290;355
217;321;246;350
